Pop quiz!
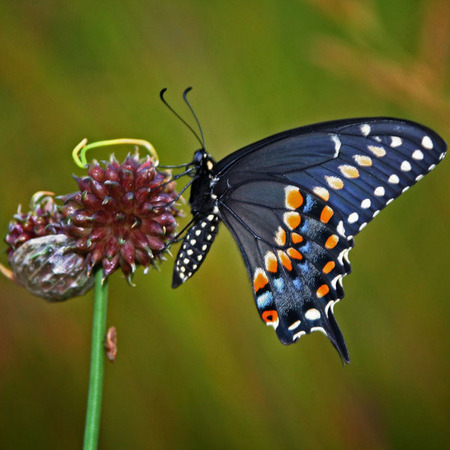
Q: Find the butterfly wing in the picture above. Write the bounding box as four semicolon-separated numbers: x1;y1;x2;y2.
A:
213;118;446;239
211;118;446;358
219;182;353;362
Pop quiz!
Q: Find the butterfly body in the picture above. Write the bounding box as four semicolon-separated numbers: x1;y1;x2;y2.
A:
172;117;446;362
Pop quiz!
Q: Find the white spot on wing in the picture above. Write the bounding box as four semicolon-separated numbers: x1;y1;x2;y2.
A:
422;136;433;149
331;134;341;156
388;174;399;184
310;326;327;336
325;300;336;316
412;150;424;160
361;199;371;209
353;154;372;167
368;145;386;157
360;124;371;136
391;136;402;147
288;320;301;331
266;318;279;330
348;212;359;223
337;220;346;237
313;186;330;201
305;308;321;321
331;275;342;290
374;186;385;197
293;331;306;341
401;161;412;171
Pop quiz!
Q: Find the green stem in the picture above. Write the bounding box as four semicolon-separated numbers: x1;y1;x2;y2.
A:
83;270;109;450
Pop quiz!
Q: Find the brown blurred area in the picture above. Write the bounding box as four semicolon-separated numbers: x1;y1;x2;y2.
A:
0;1;449;448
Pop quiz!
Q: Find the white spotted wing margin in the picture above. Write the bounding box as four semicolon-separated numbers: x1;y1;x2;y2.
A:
172;215;220;288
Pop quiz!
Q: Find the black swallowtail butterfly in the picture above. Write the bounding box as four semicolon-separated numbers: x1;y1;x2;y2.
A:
166;91;446;363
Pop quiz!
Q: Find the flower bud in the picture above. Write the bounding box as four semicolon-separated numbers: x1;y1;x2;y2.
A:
9;234;94;301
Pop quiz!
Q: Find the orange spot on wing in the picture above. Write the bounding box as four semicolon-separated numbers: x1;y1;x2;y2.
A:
284;212;301;230
286;187;304;209
323;261;335;274
265;252;278;273
262;310;278;323
320;205;334;223
291;233;303;244
325;235;339;249
287;247;303;260
275;227;286;246
316;284;330;298
253;269;269;292
277;250;293;271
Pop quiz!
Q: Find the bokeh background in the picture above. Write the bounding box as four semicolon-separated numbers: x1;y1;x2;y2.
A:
0;0;449;448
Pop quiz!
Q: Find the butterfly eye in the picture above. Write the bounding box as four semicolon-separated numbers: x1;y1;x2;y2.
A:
193;150;204;164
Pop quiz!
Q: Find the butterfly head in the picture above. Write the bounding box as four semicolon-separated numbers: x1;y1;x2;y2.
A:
191;149;215;173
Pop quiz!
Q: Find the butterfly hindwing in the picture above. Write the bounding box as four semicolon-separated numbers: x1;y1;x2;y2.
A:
219;181;354;361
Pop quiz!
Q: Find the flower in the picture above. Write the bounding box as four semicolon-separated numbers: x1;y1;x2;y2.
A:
3;192;94;301
60;151;180;281
5;191;63;260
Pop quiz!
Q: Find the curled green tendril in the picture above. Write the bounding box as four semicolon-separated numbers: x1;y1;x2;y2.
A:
72;138;159;169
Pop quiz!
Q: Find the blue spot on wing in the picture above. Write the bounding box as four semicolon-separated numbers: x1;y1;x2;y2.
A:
257;291;274;309
274;277;285;293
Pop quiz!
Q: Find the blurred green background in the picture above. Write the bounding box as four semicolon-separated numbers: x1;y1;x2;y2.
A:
0;0;449;449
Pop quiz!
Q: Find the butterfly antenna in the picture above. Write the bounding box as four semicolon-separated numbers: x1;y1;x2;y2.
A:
160;88;204;149
183;87;205;150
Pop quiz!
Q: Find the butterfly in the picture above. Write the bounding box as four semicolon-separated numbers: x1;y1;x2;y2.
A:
167;96;446;363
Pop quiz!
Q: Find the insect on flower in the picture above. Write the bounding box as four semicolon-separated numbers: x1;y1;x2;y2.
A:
2;139;182;300
163;88;446;363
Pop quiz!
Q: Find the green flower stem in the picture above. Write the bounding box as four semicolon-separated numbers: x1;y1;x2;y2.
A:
83;270;109;450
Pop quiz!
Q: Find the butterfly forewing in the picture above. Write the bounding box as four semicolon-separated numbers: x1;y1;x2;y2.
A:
284;119;447;237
